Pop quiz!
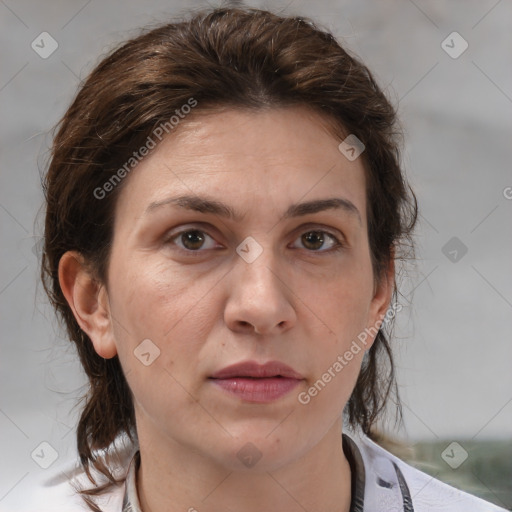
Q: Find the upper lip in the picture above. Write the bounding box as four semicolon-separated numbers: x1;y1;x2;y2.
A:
210;360;304;379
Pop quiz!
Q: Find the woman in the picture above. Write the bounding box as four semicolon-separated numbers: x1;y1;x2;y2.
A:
34;6;507;512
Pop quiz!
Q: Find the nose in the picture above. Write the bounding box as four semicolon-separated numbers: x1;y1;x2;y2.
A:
223;248;297;336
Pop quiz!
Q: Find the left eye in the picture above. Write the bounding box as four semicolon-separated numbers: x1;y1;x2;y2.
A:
290;230;341;252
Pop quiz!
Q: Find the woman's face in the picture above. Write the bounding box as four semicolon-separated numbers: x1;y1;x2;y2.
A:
98;106;392;470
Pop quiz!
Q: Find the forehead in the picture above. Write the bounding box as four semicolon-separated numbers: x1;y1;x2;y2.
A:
113;106;368;226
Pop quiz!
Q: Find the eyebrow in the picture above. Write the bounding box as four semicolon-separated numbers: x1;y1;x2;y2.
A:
145;194;362;225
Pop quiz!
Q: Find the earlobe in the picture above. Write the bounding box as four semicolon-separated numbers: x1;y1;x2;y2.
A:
58;251;118;359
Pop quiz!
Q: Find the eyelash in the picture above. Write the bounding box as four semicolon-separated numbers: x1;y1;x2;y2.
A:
164;226;345;257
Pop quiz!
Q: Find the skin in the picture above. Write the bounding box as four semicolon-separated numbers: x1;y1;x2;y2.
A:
59;106;394;512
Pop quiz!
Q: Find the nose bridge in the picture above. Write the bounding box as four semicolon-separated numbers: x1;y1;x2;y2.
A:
234;235;282;296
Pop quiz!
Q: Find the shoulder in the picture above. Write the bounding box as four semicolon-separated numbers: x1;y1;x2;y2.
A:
347;431;509;512
8;448;133;512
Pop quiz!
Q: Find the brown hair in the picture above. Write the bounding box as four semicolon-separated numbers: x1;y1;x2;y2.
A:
41;6;417;508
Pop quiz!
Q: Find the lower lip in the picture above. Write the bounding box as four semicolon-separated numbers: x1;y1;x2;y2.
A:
209;377;302;403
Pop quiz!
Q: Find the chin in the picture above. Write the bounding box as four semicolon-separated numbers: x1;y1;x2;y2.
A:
208;429;307;473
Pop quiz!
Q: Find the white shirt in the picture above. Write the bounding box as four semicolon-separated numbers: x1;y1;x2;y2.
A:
15;432;508;511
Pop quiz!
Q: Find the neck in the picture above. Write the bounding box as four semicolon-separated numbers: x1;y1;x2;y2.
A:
135;418;352;512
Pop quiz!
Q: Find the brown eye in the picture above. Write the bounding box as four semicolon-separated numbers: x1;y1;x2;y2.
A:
302;231;325;250
167;229;218;252
292;230;342;253
180;230;206;250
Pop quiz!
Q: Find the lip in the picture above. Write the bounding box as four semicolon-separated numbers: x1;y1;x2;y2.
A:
210;360;304;379
209;360;304;403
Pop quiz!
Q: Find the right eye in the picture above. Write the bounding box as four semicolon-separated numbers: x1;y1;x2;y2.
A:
165;228;220;254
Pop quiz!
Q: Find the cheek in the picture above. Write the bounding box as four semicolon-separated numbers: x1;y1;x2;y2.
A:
292;256;374;406
108;256;221;384
110;257;202;339
297;259;374;340
107;260;217;427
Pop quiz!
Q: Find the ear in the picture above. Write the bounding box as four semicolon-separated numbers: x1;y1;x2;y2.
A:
366;254;395;349
58;251;117;359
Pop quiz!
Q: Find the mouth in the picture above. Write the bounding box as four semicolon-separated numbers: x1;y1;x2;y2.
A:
209;360;304;403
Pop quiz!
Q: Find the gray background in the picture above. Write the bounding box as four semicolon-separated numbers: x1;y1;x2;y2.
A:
1;0;511;508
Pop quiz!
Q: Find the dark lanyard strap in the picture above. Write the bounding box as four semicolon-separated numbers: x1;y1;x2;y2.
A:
343;433;415;512
393;461;415;512
342;434;366;512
